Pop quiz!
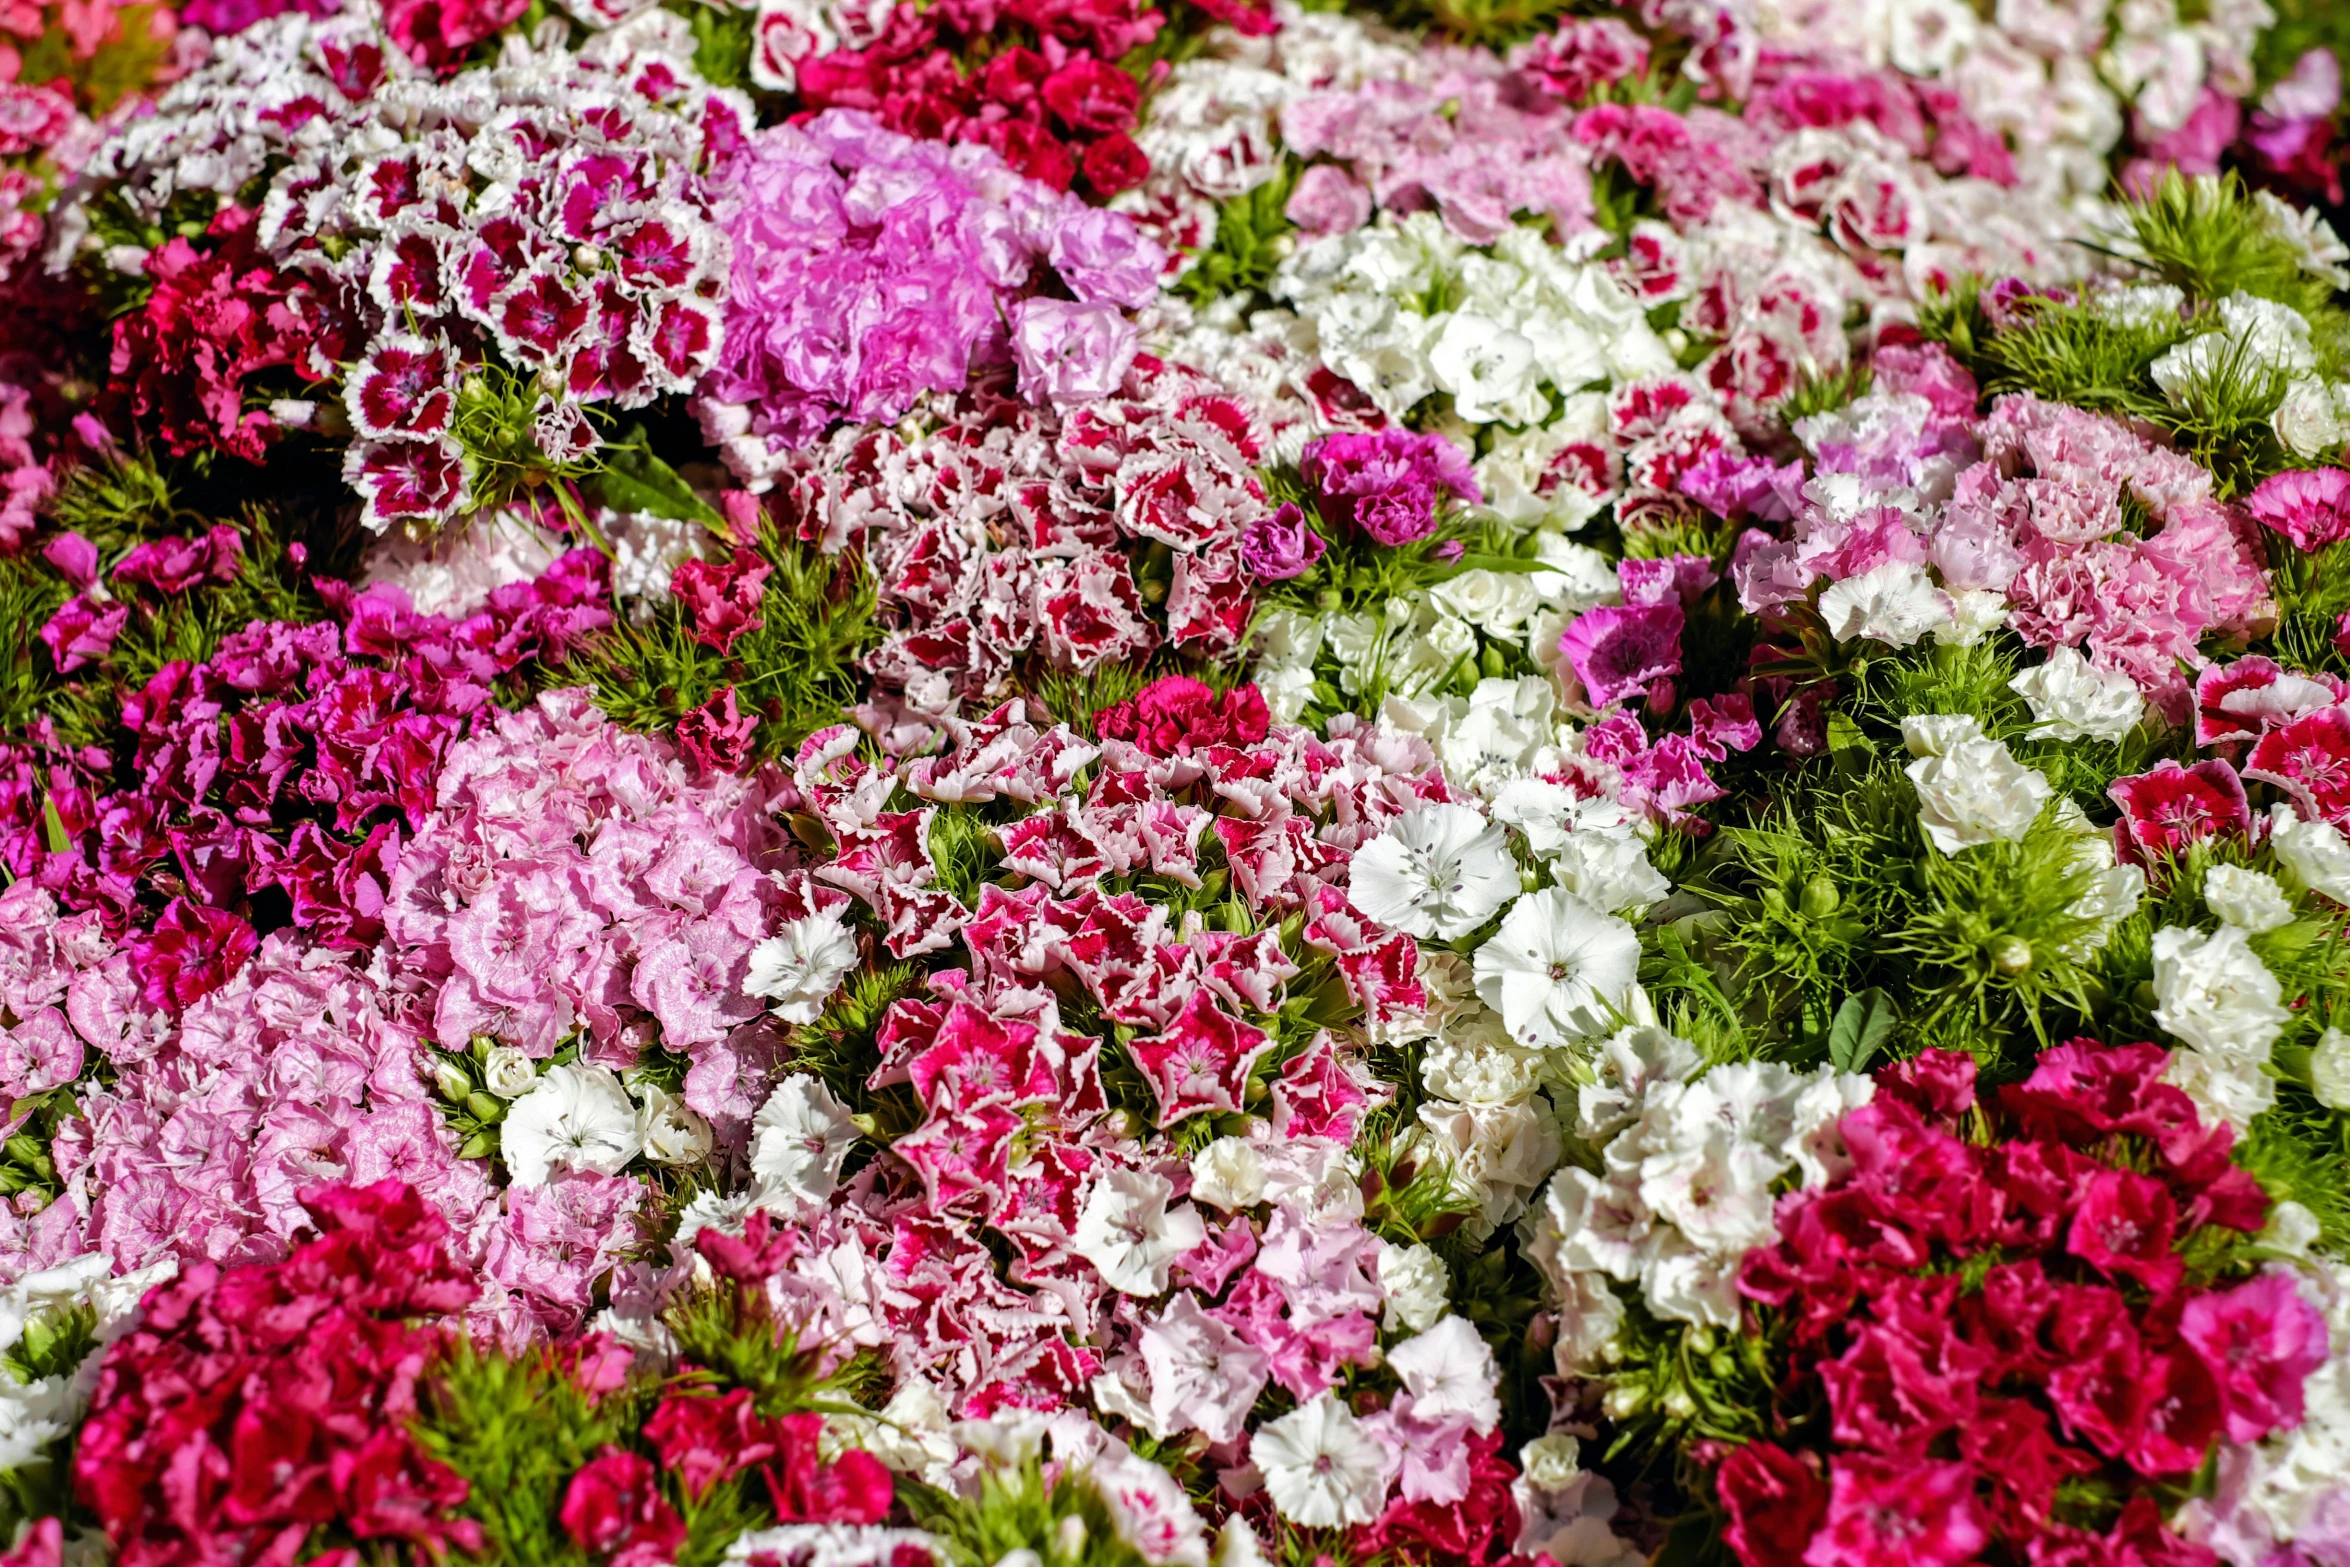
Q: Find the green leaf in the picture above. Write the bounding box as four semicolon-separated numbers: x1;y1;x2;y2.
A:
597;431;724;531
1827;986;1900;1073
38;797;68;857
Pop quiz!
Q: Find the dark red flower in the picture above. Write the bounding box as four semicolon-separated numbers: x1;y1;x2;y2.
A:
1716;1441;1828;1567
560;1448;686;1567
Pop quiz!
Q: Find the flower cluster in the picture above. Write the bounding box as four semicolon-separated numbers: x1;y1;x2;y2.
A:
1718;1044;2309;1567
758;355;1272;720
71;1180;482;1567
695;109;1164;476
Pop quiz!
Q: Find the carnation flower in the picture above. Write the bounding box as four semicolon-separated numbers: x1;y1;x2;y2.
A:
748;1074;861;1213
1074;1168;1205;1296
747;911;861;1025
2269;802;2350;901
1386;1315;1502;1431
1471;887;1642;1049
1348;804;1519;940
2203;865;2295;933
1251;1395;1392;1528
1901;716;2052;853
1817;560;1953;647
2010;646;2146;743
502;1063;646;1187
2243;465;2350;553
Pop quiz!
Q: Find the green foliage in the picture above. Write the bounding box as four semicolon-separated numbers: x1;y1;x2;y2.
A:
1775;360;1875;426
2240;1087;2350;1254
679;0;758;91
1355;0;1570;45
453;368;604;519
2121;171;2349;345
2254;0;2350;92
663;1283;885;1418
413;1341;636;1567
1033;660;1151;738
904;1458;1155;1567
1174;163;1300;307
15;4;178;113
580;521;878;761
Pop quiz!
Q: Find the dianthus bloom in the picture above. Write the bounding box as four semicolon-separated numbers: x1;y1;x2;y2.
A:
697;109;1163;476
1301;429;1483;548
2244;466;2350;553
72;1181;483;1567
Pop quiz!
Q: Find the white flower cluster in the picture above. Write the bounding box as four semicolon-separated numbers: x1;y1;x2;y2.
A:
1525;1026;1873;1367
1271;212;1675;450
0;1253;175;1470
1900;713;2055;853
497;1058;719;1185
2175;1259;2350;1566
1249;540;1617;723
2149;287;2350;458
2151;921;2289;1132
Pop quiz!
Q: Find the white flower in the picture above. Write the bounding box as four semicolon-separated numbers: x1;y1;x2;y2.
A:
1576;1024;1701;1140
2311;1028;2350;1112
746;909;860;1024
1188;1137;1267;1211
2204;865;2295;934
482;1044;538;1099
1075;1169;1205;1296
1412;1099;1561;1233
1636;1130;1781;1255
636;1085;714;1165
1902;719;2052;853
1377;1241;1450;1333
1421;1026;1544;1105
2063;829;2147;960
2151;924;2291;1062
1817;561;1953;647
1638;1234;1743;1328
1093;1447;1213;1567
2271;803;2350;901
1519;1434;1583;1491
2258;1198;2321;1256
1427;312;1543;425
1349;804;1520;940
1540;1166;1652;1281
1386;1314;1501;1432
2009;646;2145;742
501;1062;644;1186
1471;887;1642;1049
1544;831;1669;917
2273;375;2349;458
2164;1043;2276;1135
748;1073;861;1210
1251;1396;1394;1528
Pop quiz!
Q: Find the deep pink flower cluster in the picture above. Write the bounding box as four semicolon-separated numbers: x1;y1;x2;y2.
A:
764;357;1271;724
71;1179;481;1567
2;544;612;954
695;109;1164;468
1722;1044;2319;1567
2105;660;2350;857
106;203;343;465
1296;428;1483;550
789;0;1202;199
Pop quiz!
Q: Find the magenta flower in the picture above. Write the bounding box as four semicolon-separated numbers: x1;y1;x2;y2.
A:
1558;601;1685;709
2108;759;2252;860
1127;990;1275;1126
2244;703;2350;827
2244;466;2350;553
1300;429;1482;548
1806;1454;1987;1567
1239;503;1328;580
2180;1272;2332;1443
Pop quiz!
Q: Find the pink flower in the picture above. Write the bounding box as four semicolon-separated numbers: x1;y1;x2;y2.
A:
560;1449;686;1567
1558;602;1684;709
2244;467;2350;553
2066;1169;2182;1296
676;685;761;778
2244;704;2350;826
2194;657;2347;746
1011;298;1139;407
125;898;258;1011
1301;429;1481;548
1718;1442;1828;1567
1285;164;1373;239
1094;677;1271;756
1240;502;1329;580
2180;1272;2332;1443
114;525;244;595
1127;989;1274;1126
38;594;129;673
2108;760;2251;860
1804;1454;1986;1567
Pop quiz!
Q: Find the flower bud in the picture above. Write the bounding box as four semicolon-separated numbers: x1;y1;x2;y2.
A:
1800;875;1840;919
1991;935;2033;975
482;1046;538;1099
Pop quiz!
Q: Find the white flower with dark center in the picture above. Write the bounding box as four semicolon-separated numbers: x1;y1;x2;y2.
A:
746;909;860;1024
501;1062;644;1186
1350;804;1519;940
1471;887;1641;1048
1251;1396;1394;1528
748;1073;861;1210
1074;1169;1204;1296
